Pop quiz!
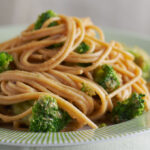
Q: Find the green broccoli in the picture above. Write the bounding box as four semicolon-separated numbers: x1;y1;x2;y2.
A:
75;42;90;66
81;83;96;96
34;10;61;48
0;52;13;73
12;101;34;126
93;64;120;93
29;95;71;132
48;21;58;27
98;123;107;128
78;63;92;67
124;46;150;80
47;42;64;49
75;42;90;54
34;10;57;30
112;93;145;123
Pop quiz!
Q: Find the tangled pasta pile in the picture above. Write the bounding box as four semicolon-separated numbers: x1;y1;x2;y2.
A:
0;10;149;132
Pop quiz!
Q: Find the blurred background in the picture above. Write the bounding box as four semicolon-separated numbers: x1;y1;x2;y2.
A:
0;0;150;35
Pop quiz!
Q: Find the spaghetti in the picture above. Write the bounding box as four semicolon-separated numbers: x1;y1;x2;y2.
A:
0;10;149;131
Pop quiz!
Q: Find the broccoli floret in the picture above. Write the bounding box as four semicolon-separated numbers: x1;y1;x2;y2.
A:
81;83;96;96
34;10;61;49
75;42;90;54
12;101;34;126
47;42;64;49
76;42;91;66
29;95;71;132
98;123;107;128
125;46;150;80
93;64;120;93
48;21;58;27
34;10;57;30
112;93;145;123
78;63;92;67
0;52;13;73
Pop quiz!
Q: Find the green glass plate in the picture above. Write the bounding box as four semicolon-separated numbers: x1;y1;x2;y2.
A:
0;25;150;147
